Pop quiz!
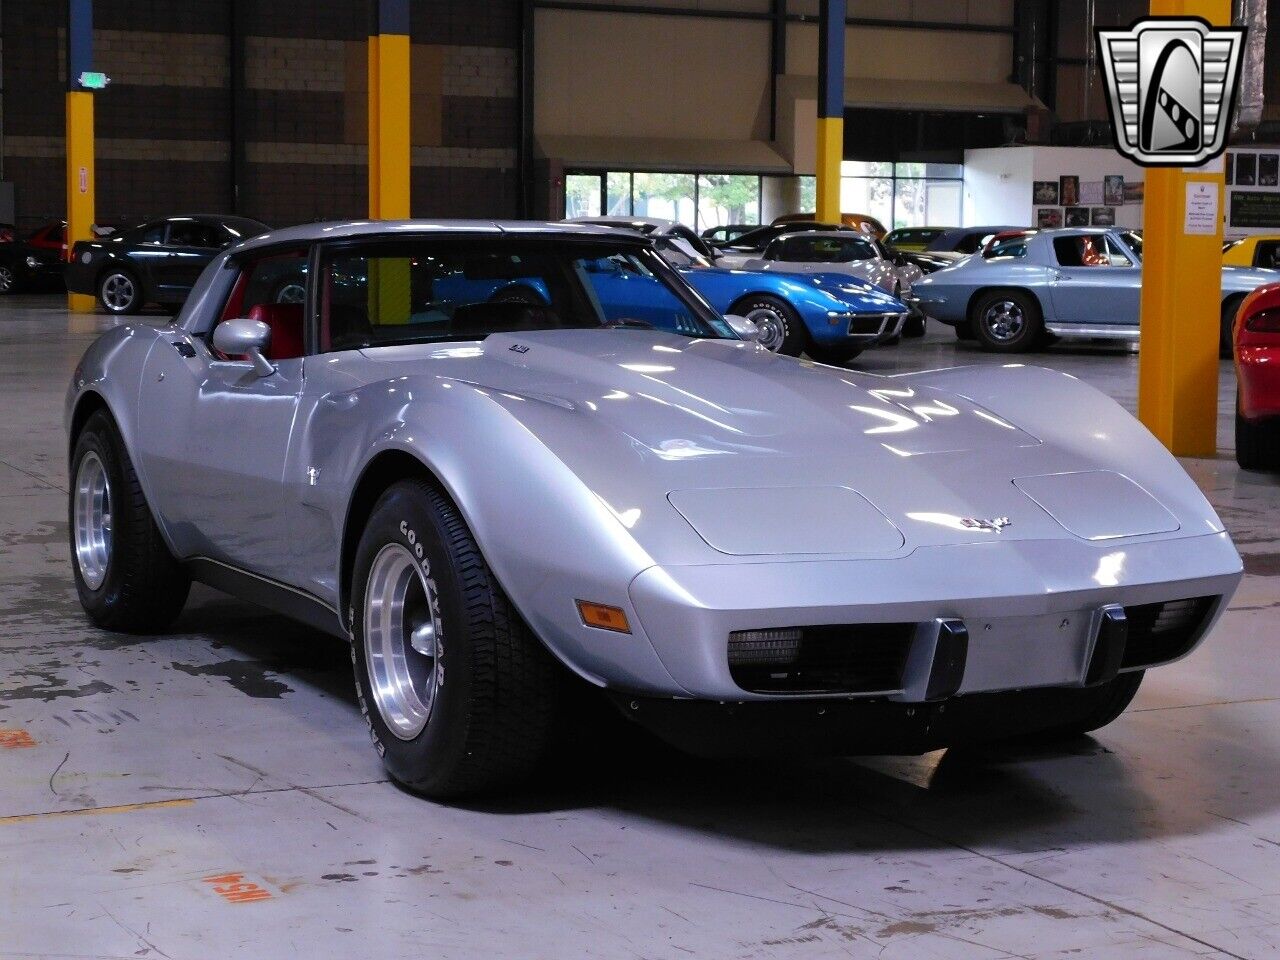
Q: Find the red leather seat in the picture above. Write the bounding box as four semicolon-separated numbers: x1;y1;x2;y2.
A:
247;303;304;360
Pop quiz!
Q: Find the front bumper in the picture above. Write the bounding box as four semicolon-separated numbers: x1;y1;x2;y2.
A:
1238;344;1280;420
809;310;907;347
624;532;1241;702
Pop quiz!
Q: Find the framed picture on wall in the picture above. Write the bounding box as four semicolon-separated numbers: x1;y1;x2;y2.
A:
1090;207;1116;227
1259;154;1278;187
1225;153;1235;185
1036;207;1063;228
1033;181;1059;205
1060;175;1080;206
1080;181;1103;204
1237;153;1257;186
1064;206;1090;227
1104;175;1125;205
1123;181;1144;204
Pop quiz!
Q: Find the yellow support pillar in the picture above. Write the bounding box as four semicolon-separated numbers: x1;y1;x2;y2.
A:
1136;0;1232;456
65;0;97;313
815;0;845;224
65;91;96;313
367;0;410;220
816;117;844;224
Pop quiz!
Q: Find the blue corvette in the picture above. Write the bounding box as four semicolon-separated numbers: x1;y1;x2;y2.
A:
567;217;909;364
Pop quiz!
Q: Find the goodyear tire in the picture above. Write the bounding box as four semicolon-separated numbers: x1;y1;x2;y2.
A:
733;295;807;356
70;410;190;632
350;479;558;797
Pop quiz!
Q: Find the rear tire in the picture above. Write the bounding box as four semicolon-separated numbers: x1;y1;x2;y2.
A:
0;262;20;295
350;479;559;797
903;313;926;338
971;289;1044;353
733;295;807;356
70;410;190;632
98;268;143;315
1236;390;1280;471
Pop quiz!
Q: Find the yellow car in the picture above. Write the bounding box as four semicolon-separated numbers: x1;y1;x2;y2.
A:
883;227;948;251
1223;235;1280;269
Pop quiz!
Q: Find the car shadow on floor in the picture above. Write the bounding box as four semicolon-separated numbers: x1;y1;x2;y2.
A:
177;589;1280;856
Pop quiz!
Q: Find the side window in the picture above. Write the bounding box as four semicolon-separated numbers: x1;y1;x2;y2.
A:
216;248;310;360
1053;236;1109;267
985;237;1028;259
1256;241;1280;269
955;233;983;254
168;221;221;248
139;223;166;245
1104;236;1133;267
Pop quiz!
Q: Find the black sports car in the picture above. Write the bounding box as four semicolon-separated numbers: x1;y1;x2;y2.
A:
65;215;269;314
0;239;65;294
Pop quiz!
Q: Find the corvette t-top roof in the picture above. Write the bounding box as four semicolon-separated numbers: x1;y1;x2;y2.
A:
232;219;639;254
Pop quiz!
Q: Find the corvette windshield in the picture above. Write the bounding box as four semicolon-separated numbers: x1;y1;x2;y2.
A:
320;237;733;352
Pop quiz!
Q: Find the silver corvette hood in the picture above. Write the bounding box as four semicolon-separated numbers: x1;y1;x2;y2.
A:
358;330;1214;562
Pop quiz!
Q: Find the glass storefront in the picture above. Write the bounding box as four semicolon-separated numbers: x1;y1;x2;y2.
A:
566;161;964;231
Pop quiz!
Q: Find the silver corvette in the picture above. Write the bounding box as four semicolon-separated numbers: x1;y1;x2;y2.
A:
914;227;1278;353
67;220;1242;797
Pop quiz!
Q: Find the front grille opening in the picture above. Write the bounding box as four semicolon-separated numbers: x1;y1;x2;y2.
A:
728;623;915;694
1121;596;1216;668
848;314;888;336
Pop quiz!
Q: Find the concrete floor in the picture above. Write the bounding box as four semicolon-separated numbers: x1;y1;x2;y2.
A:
2;294;1279;960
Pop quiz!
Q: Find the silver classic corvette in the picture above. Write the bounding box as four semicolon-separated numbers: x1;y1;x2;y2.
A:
67;220;1243;797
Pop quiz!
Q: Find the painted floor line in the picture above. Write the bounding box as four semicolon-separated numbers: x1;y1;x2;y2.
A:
0;798;196;825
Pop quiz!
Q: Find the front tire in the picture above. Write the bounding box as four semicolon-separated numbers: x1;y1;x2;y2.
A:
1236;390;1280;471
971;290;1044;353
70;410;190;632
98;268;143;315
733;295;807;356
1221;296;1243;358
350;479;559;797
0;262;19;294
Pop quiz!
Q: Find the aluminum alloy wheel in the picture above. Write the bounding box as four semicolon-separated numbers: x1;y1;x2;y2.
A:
0;265;15;294
363;543;444;741
73;451;112;591
981;299;1025;342
101;273;136;312
745;305;787;352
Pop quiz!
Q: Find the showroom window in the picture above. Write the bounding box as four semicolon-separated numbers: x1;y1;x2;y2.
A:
793;163;961;229
565;171;762;233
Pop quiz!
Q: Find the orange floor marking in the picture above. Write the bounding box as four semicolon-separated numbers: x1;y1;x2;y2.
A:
0;729;37;749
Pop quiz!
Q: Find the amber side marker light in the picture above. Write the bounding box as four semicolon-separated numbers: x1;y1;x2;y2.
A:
576;600;631;633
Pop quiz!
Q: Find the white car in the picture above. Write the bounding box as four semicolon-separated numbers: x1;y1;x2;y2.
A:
744;231;926;335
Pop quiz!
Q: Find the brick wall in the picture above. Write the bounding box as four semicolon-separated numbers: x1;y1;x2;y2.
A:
0;0;522;232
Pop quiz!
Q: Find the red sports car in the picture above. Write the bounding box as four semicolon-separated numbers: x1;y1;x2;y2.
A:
1234;282;1280;470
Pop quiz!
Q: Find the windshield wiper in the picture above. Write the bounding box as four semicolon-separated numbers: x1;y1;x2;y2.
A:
601;318;657;330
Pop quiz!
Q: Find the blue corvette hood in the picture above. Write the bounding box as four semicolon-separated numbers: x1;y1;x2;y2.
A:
680;266;906;315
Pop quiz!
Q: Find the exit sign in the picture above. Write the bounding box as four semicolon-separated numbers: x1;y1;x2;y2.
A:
77;71;109;90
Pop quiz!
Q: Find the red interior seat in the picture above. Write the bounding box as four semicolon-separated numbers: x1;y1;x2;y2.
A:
247;303;304;360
